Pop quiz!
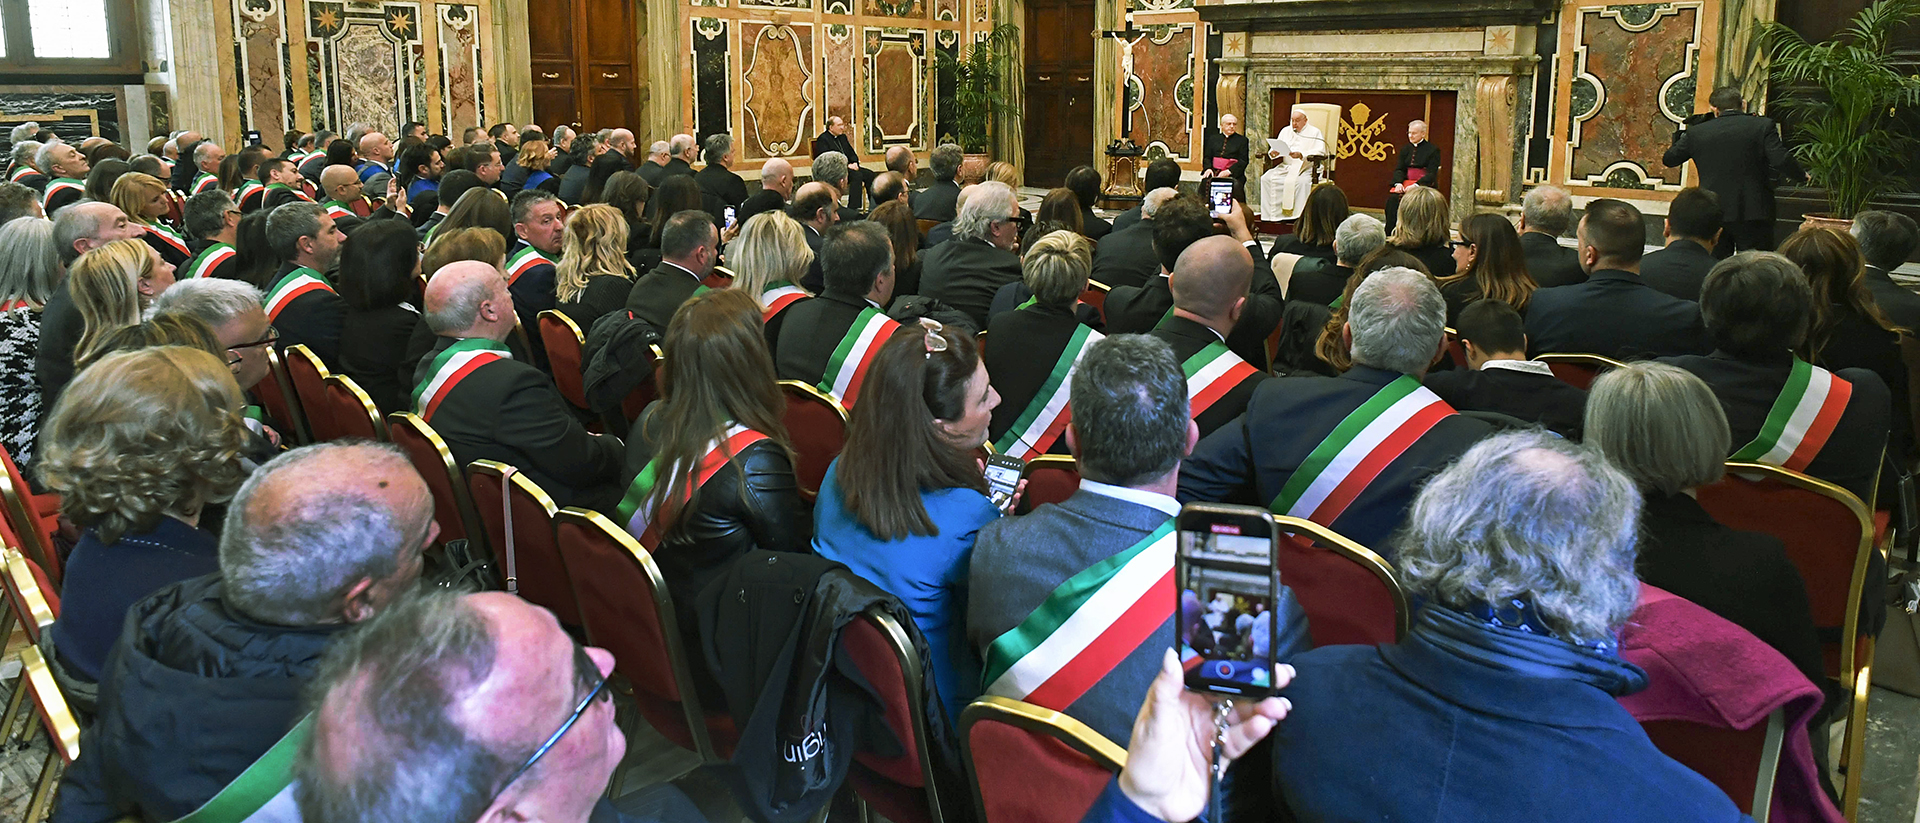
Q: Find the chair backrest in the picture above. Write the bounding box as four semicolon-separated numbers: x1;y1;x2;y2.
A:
1269;251;1303;300
2;548;58;646
0;444;58;584
1695;461;1876;681
386;412;485;548
1271;515;1410;646
842;607;947;823
622;344;666;423
702;266;736;290
538;310;591;410
1017;455;1081;515
323;375;386;442
1444;327;1469;369
257;345;309;445
779;381;850;502
1641;710;1785;820
553;508;725;760
960;696;1126;823
918;218;940;237
1535;352;1626;390
466;460;577;626
1080;281;1110;324
284;344;336;440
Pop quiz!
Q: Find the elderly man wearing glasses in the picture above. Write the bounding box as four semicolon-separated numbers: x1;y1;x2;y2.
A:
151;277;285;450
918;179;1024;329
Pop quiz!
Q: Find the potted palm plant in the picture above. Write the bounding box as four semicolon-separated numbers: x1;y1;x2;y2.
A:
1761;0;1920;223
936;23;1021;182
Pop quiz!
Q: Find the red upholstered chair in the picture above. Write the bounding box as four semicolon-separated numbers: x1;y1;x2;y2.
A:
17;646;79;821
1;547;58;748
1534;352;1626;390
283;344;337;441
1271;516;1409;646
702;266;736;291
960;696;1126;823
538;310;591;410
257;345;310;445
842;607;950;823
1695;461;1879;818
552;508;736;761
779;381;850;502
387;413;486;550
1444;327;1469;369
1018;455;1081;515
1640;711;1786;820
322;375;386;442
0;444;61;586
622;344;665;423
1080;280;1111;325
466;460;578;626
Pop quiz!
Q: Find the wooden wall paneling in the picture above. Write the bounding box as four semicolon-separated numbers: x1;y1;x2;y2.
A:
583;0;639;130
529;0;577;126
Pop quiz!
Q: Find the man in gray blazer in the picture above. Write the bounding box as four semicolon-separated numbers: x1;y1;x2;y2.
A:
967;334;1310;746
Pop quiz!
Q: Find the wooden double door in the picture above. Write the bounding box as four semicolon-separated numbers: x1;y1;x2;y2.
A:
530;0;642;132
1022;0;1095;187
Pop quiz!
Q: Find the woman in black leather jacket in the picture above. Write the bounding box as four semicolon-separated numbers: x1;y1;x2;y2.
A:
619;288;813;652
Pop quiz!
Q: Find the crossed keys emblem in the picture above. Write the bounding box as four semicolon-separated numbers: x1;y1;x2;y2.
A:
1335;102;1393;163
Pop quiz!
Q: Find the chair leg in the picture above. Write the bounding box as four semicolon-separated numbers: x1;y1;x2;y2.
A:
0;670;29;746
24;749;60;822
1839;643;1875;822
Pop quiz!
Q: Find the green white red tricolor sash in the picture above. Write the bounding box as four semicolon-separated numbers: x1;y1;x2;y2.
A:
412;338;512;420
505;246;554;285
322;200;354;219
7;165;34;182
263;267;333;321
237;180;264;203
1269;375;1453;525
43;178;83;200
265;182;311;202
1730;357;1852;472
191;173;218;194
761;282;808;318
1182;341;1260;418
982;520;1176;708
144;223;191;256
185;242;236;279
817;307;900;406
616;424;770;548
994;324;1103;459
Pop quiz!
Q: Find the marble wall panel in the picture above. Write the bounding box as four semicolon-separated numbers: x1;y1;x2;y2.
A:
304;2;420;137
864;0;923;18
822;23;858;126
1122;23;1193;160
234;0;294;149
0;89;124;142
439;3;484;136
741;23;815;158
934;29;958;145
863;28;926;153
692;18;732;142
1566;3;1698;188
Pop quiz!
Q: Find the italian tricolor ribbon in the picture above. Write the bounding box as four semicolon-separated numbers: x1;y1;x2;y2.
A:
817;307;900;406
1183;341;1260;419
144;223;192;256
263;267;333;321
7;165;35;182
322;200;354;219
43;178;83;200
237;180;264;203
616;424;770;548
264;182;310;201
184;242;236;279
412;338;512;420
1730;357;1852;473
191;173;219;194
761;282;809;318
505;245;555;286
981;520;1177;709
1269;375;1454;525
994;324;1103;459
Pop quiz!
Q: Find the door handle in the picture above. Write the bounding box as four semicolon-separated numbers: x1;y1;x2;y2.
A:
541;71;560;79
602;71;620;79
1037;74;1051;81
1075;76;1089;81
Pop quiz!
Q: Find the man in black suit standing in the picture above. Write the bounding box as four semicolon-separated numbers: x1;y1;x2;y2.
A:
1381;119;1441;235
1524;198;1709;360
661;134;697;178
1093;187;1176;289
813;116;871;210
1662;87;1804;254
912;143;965;223
737;158;794;225
693;133;748;208
919;180;1023;328
1517;185;1584;287
1852;211;1920;331
625;210;719;330
1640;187;1723;301
1424;299;1587;437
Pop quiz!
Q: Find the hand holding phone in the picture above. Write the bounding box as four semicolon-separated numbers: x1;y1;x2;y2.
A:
1208;179;1234;217
983;453;1025;512
1175;503;1281;698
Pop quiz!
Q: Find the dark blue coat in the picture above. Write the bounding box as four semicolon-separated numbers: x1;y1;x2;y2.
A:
1524;269;1710;360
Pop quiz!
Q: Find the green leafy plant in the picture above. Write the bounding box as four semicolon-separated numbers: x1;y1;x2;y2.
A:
936;24;1021;154
1761;0;1920;218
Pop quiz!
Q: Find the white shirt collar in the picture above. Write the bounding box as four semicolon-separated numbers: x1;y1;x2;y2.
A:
663;261;701;281
1079;478;1180;516
1480;358;1554;376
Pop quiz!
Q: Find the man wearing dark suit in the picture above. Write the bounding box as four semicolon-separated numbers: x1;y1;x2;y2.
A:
1424;299;1587;437
1106;196;1280;370
788;183;839;294
969;334;1309;746
37;202;141;411
1640;187;1724;301
506;190;566;332
813;116;871;211
1381;120;1442;235
770;222;897;387
1517;184;1585;287
1853;210;1920;332
808;150;864;225
1202;114;1250;186
912;143;964;223
1663;251;1890;505
1151;236;1270;439
661;134;697;179
1110;159;1183;233
737;158;793;226
1525;199;1710;360
1290;213;1382;306
1662;87;1804;255
262;202;348;366
1066;165;1112;241
693;134;748;208
1180;267;1492;551
1091;187;1174;289
919;180;1023;329
624;210;718;331
638;141;673;187
415;261;622;511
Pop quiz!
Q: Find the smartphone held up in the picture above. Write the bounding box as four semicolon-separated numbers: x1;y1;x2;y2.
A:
1175;503;1281;698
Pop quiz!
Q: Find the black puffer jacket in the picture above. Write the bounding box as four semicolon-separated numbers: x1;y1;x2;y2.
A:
52;574;345;823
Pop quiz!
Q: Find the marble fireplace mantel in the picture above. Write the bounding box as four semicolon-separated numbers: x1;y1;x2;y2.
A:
1196;0;1557;33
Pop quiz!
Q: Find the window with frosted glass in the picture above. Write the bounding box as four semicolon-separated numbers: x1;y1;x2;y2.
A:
27;0;112;59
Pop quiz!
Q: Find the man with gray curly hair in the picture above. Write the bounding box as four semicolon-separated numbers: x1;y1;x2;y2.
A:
1179;267;1490;549
8;139;45;190
1264;430;1748;822
919;179;1022;327
913;142;965;223
809;150;860;223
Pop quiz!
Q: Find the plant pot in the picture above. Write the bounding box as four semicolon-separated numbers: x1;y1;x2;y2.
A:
959;153;991;185
1800;213;1854;232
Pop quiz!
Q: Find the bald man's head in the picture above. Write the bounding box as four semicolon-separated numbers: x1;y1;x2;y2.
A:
320;164;363;202
761;158;795;198
1170;235;1254;320
424;260;514;339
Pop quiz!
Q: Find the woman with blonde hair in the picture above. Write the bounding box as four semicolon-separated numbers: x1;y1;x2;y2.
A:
985;229;1097;458
506;136;560;195
39;346;252;692
71;238;177;367
986;161;1032;229
111;171;192;267
422;226;507;275
729;210;814;319
1387;184;1453;277
552;203;636;327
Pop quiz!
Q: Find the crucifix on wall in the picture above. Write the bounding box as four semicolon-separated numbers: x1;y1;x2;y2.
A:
1100;24;1148;135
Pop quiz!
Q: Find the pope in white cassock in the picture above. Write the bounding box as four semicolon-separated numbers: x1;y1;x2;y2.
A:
1260;108;1326;222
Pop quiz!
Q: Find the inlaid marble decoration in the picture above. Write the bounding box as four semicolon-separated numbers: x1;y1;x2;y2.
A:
934;29;957;146
692;18;732;143
740;23;815;159
438;3;484;136
863;27;927;154
1121;23;1194;161
822;23;857;127
233;0;294;149
1558;0;1704;191
305;1;421;136
864;0;922;19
